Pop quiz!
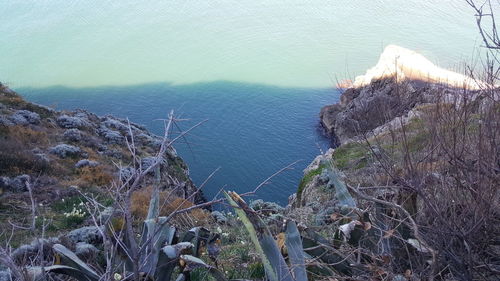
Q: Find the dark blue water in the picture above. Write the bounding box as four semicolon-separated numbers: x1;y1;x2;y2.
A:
18;81;339;205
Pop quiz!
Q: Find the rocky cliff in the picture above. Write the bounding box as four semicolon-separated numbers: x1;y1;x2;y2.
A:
0;83;205;244
288;45;499;279
320;45;493;145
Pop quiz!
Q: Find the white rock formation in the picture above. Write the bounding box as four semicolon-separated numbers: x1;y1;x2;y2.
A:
353;45;488;90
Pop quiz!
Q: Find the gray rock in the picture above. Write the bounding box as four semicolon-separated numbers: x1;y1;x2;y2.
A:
63;128;83;142
33;103;56;113
35;153;50;165
320;79;428;145
103;117;129;131
152;138;163;149
74;111;94;121
1;175;31;193
9;175;31;192
98;126;124;144
75;159;100;168
119;167;135;180
0;83;16;95
101;148;123;159
56;114;89;129
211;211;227;224
8;112;28;125
11;237;60;262
0;271;11;281
141;156;162;172
11;110;40;125
0;115;13;126
249;199;284;215
0;177;11;190
75;242;99;258
67;226;103;245
267;213;285;223
49;144;82;158
136;133;154;144
97;206;115;222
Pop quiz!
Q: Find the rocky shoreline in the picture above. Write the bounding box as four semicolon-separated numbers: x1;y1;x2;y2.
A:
0;83;206;242
1;44;498;280
319;45;494;146
283;45;499;280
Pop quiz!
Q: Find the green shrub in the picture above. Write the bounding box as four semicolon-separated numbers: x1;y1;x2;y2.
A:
296;164;326;206
248;262;265;278
332;142;369;169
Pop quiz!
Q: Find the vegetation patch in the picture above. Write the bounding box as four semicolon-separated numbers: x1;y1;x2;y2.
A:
131;186;212;229
296;163;327;205
77;166;114;188
332;142;370;170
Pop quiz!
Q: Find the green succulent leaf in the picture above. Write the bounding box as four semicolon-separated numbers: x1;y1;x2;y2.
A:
285;221;308;281
225;191;294;281
52;244;99;281
45;265;95;281
141;217;176;278
180;255;227;281
162;242;194;258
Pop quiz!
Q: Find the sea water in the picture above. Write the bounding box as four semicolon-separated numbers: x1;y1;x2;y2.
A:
1;0;485;204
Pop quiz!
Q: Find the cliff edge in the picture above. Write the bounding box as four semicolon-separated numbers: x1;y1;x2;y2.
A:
0;83;206;244
320;45;494;145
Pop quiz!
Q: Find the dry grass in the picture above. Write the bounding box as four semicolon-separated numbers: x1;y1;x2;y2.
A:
131;186;212;229
0;125;51;175
76;166;113;188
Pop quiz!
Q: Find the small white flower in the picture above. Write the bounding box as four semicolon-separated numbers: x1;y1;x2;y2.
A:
113;273;122;281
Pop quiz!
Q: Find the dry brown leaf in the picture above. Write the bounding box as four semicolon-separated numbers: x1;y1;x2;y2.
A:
330;212;341;221
363;221;372;230
383;229;395;238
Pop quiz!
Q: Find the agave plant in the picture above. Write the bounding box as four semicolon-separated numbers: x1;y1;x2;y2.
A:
225;191;307;281
224;162;365;281
25;165;226;281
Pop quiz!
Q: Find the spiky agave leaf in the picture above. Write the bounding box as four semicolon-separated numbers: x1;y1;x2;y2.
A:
323;160;356;208
155;226;178;281
26;265;91;281
140;164;162;246
162;242;194;258
285;221;308;281
182;227;210;257
46;265;98;281
225;191;293;281
52;244;99;281
140;217;176;278
179;255;227;281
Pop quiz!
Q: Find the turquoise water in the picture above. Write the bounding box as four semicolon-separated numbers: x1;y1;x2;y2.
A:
1;1;486;204
20;82;333;204
0;1;483;88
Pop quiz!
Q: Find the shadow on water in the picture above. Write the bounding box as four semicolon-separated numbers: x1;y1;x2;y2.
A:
17;81;340;205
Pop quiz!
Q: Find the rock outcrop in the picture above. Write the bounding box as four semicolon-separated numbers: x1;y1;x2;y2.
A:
353;45;487;90
320;45;490;145
0;83;206;234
